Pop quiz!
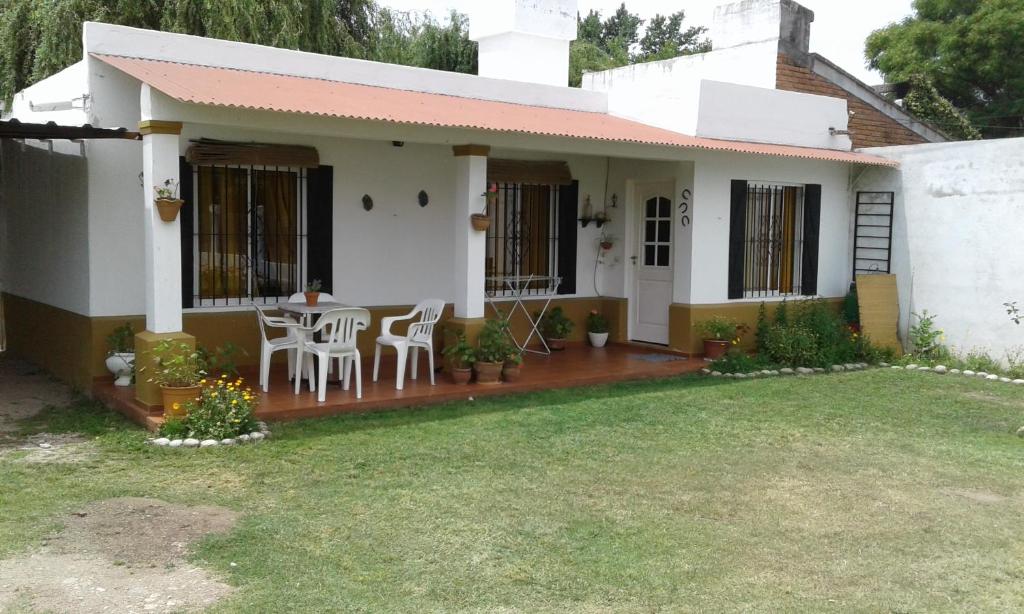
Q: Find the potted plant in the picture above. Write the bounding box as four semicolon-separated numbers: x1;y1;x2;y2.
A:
153;179;183;222
475;319;512;384
586;310;610;348
304;279;322;306
539;306;574;351
502;350;523;383
471;183;497;231
104;322;135;386
442;333;476;384
146;340;206;417
599;232;615;251
695;316;738;360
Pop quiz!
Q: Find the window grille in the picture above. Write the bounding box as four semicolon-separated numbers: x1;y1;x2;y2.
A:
485;183;560;296
191;165;307;306
853;191;894;276
742;183;805;298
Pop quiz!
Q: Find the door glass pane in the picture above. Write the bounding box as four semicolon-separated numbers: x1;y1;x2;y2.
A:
645;220;657;242
646;198;657;218
657;245;670;267
657;220;670;242
658;197;670;218
644;245;656;266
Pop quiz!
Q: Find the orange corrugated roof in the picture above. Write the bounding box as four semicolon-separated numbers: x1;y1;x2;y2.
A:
94;54;898;168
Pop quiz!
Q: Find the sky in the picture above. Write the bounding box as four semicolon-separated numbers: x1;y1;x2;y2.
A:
377;0;914;84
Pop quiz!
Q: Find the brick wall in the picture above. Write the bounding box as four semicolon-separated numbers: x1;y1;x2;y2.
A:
776;53;927;149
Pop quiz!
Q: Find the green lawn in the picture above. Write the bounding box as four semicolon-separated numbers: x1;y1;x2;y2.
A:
3;370;1024;612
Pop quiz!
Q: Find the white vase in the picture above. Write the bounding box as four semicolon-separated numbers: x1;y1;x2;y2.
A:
105;352;135;386
588;332;609;348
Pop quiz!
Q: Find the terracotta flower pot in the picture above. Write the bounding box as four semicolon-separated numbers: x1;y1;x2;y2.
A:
161;384;201;417
703;339;730;360
502;362;521;383
474;361;503;385
304;291;320;306
547;338;566;351
450;367;472;385
155;198;184;222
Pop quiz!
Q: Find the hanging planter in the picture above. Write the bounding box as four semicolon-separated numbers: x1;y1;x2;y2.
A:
155;198;184;222
153;179;182;222
470;213;491;231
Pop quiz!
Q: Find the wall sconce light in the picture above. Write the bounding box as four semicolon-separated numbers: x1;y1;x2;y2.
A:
392;141;405;147
611;193;618;208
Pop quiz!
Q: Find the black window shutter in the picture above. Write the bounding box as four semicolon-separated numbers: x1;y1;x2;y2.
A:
727;180;748;300
306;165;334;294
801;184;822;296
179;157;194;309
556;180;578;295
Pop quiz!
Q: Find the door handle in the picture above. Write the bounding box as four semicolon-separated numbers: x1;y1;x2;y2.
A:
630;255;638;265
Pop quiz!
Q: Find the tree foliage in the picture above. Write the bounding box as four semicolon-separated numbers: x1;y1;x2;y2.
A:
2;0;708;103
570;4;709;86
866;0;1024;138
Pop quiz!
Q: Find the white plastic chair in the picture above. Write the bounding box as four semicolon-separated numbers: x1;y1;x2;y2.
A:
373;299;446;390
295;307;371;402
254;305;308;392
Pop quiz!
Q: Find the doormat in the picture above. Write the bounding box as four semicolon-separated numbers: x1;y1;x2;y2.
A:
627;353;686;363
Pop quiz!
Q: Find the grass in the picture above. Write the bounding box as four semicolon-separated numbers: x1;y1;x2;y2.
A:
3;370;1024;612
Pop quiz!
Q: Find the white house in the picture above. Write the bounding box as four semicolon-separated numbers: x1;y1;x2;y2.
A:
1;0;919;407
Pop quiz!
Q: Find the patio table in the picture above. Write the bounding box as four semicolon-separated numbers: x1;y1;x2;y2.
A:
277;301;351;327
485;275;562;355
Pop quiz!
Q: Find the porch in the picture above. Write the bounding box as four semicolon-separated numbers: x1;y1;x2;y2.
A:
94;343;701;431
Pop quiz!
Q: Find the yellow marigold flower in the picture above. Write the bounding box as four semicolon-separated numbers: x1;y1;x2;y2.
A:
220;374;227;379
231;399;238;405
199;379;206;385
211;392;218;398
172;402;180;410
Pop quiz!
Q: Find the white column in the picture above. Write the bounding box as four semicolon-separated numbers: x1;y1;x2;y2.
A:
140;121;183;333
452;145;489;319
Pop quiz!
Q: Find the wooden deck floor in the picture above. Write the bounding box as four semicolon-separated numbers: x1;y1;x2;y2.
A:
94;343;702;431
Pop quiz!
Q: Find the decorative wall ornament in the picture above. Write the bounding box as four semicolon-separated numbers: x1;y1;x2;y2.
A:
418;190;429;207
678;189;691;228
362;194;373;211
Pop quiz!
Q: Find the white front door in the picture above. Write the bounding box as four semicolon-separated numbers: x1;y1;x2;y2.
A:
632;184;674;345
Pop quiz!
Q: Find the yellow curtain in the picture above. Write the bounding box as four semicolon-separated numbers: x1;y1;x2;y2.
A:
198;166;248;299
520;185;551;287
253;170;297;296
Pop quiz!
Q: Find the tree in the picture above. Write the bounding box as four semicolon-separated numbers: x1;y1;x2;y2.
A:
569;5;708;87
866;0;1024;138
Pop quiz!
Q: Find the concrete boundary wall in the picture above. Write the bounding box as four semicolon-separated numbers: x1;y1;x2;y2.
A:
861;138;1024;363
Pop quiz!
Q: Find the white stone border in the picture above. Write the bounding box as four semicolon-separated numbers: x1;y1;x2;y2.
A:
701;363;872;379
699;362;1024;386
145;422;271;449
889;364;1024;385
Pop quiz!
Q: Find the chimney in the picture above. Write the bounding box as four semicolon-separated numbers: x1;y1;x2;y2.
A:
711;0;814;57
469;0;577;87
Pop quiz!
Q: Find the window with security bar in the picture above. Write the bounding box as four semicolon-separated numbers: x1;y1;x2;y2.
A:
192;165;307;306
727;180;823;301
484;183;561;296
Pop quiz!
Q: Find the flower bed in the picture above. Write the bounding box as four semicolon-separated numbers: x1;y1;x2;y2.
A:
147;375;270;449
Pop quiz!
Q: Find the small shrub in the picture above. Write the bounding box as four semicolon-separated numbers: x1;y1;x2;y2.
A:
842;286;859;326
586;310;609;334
539;307;574;339
477;319;515;363
754;299;880;368
106;322;135;355
442;333;476;369
146;341;206;388
694;316;737;340
159;375;259;440
909;310;944;358
711;347;766;374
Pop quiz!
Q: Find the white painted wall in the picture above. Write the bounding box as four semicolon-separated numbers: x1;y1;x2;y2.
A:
0;139;91;315
860;139;1024;363
696;80;851;150
470;0;576;87
688;150;853;304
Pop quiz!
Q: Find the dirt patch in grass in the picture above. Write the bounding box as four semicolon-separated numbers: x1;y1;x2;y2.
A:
961;390;1024;410
0;497;239;613
0;358;75;436
0;433;96;464
941;488;1009;504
